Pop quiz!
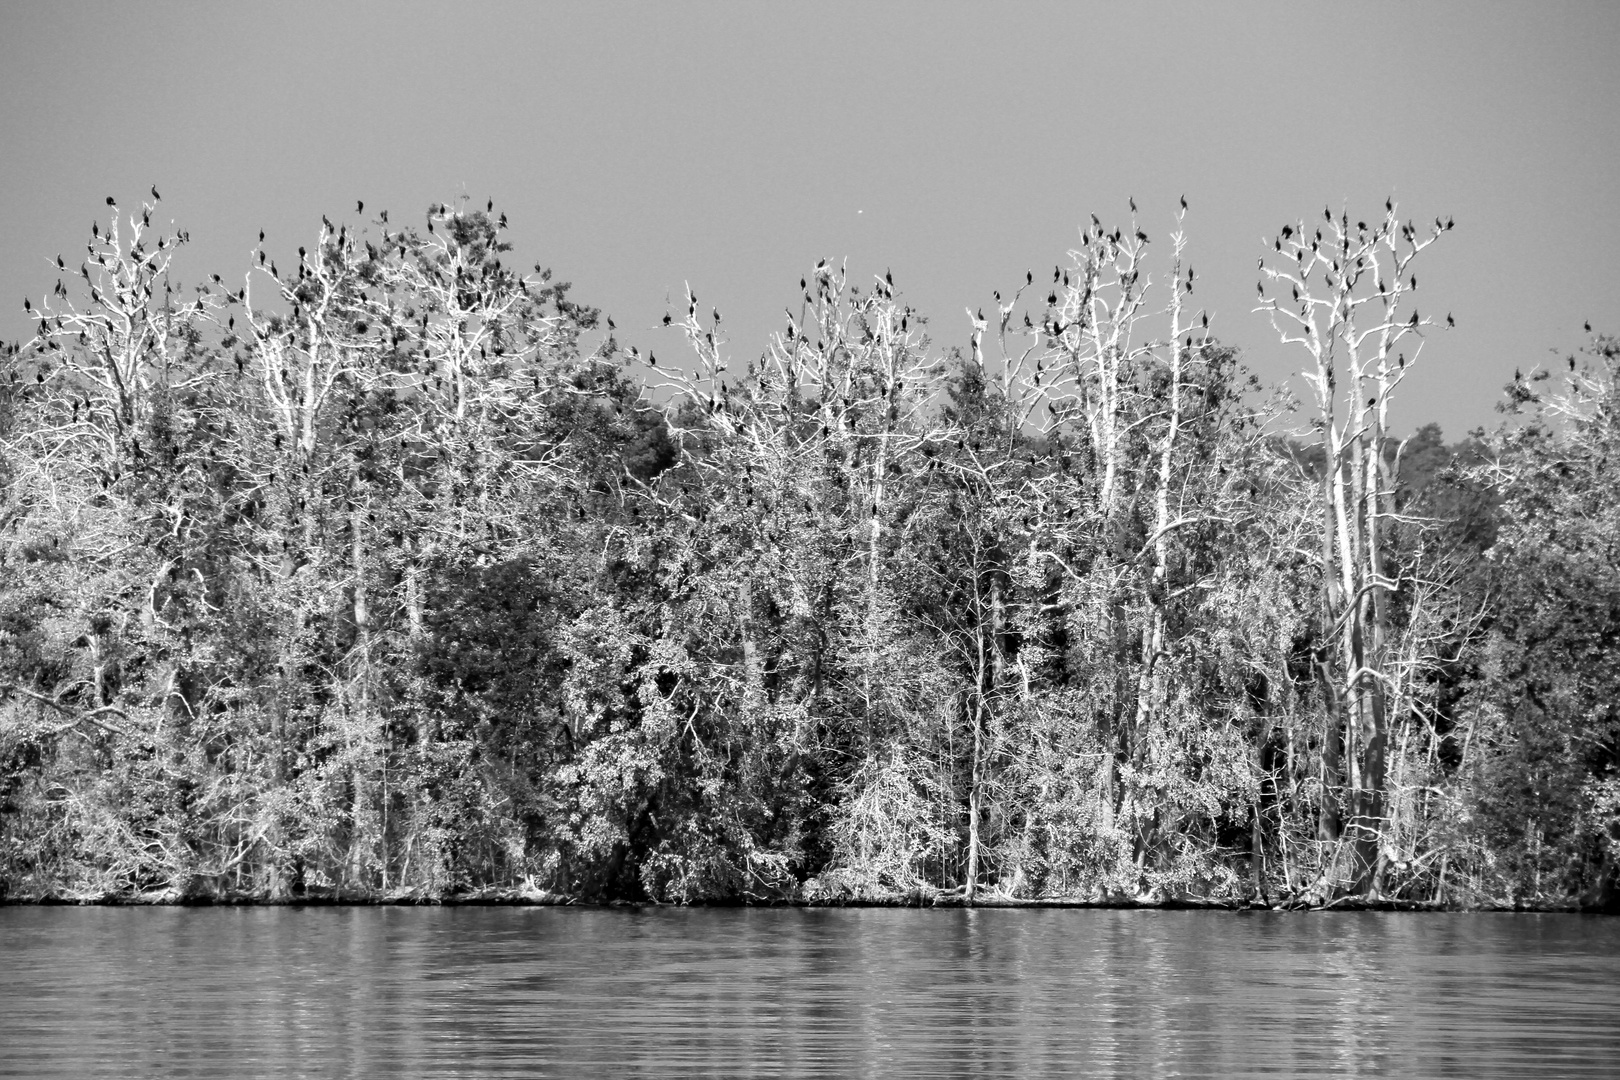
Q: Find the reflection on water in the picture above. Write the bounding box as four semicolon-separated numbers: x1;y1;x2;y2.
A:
0;906;1615;1078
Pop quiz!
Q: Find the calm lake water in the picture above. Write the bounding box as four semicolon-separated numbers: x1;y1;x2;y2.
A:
0;906;1615;1078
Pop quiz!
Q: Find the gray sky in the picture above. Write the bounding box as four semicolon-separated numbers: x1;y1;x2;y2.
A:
4;1;1617;439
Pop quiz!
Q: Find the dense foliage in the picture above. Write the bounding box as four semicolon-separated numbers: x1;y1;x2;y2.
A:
1;196;1614;907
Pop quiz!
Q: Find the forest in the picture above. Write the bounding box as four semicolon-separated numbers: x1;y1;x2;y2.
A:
0;194;1615;909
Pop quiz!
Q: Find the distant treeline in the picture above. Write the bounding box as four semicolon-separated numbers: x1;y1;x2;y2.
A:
0;195;1614;908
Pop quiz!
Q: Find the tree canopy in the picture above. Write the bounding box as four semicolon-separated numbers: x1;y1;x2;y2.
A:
1;195;1614;909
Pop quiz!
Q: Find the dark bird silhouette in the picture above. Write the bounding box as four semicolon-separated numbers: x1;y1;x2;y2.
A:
1128;197;1137;213
151;185;160;201
106;196;115;206
298;246;306;259
357;201;364;214
259;229;265;243
22;297;29;312
1386;197;1393;212
1180;194;1187;211
663;313;672;326
1135;229;1147;243
1570;356;1577;371
55;255;64;270
487;198;493;212
1585;321;1592;333
1446;313;1454;328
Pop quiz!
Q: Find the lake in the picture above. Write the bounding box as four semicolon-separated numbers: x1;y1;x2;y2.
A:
0;906;1615;1078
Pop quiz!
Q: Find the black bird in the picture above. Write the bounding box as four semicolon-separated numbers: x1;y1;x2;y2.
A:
487;198;493;212
1446;313;1455;328
1025;269;1032;285
56;255;64;270
663;313;672;326
22;297;29;312
106;196;115;206
298;246;306;259
151;185;160;200
1135;229;1147;243
1128;197;1136;213
1180;194;1187;211
1386;197;1393;212
1585;321;1592;333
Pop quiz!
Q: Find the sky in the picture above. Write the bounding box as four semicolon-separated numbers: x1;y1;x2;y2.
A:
3;1;1617;440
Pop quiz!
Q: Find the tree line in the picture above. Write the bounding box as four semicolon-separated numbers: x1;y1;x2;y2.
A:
0;194;1614;907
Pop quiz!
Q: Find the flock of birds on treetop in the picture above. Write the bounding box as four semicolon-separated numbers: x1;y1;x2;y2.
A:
6;191;1607;367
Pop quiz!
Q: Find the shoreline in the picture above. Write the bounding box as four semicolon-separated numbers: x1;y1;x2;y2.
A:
2;890;1607;914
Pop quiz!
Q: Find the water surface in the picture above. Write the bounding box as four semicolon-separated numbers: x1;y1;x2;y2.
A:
1;906;1615;1078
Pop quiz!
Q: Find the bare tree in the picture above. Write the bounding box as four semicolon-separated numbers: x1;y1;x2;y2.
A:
1257;201;1453;897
